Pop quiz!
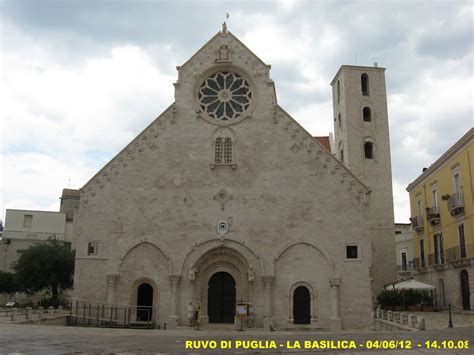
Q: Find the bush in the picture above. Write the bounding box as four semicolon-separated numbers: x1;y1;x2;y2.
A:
38;296;69;309
376;290;402;309
404;289;422;306
421;291;433;306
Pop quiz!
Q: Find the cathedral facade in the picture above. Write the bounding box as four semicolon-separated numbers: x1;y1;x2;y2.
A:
72;27;396;330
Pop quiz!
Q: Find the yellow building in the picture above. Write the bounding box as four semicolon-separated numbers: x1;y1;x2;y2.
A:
407;128;473;311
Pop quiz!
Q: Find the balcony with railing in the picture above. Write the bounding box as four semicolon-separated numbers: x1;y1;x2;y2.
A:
447;192;464;216
426;206;440;226
412;257;429;272
445;244;473;265
397;263;413;274
428;252;445;268
410;216;424;233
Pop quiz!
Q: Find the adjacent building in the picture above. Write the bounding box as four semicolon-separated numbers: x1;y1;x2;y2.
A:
407;128;473;310
394;223;414;279
0;189;79;272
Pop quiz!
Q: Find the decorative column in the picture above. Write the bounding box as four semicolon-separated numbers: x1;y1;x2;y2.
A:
168;275;181;328
106;274;119;305
247;266;255;306
328;277;342;331
262;275;274;328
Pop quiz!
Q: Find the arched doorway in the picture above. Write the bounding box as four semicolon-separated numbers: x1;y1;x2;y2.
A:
293;286;310;324
137;283;153;321
208;272;236;323
461;270;471;310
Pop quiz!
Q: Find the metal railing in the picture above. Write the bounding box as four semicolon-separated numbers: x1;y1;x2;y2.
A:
410;216;424;232
445;244;473;261
69;298;156;328
426;207;440;225
397;264;413;272
448;193;464;216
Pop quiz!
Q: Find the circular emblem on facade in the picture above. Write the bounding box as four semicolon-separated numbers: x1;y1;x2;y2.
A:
217;220;229;235
198;72;252;122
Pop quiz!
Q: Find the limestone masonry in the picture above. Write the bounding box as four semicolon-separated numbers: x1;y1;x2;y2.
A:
72;27;396;330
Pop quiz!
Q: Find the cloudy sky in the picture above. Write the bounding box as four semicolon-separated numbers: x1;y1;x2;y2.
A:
1;0;472;224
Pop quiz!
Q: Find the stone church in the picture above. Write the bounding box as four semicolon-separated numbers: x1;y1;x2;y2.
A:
72;26;396;330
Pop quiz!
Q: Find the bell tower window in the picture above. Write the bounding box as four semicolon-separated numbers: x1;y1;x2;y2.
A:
363;107;371;122
337;80;340;103
361;73;369;96
364;142;374;159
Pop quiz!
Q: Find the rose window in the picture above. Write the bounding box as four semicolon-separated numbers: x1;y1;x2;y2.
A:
198;72;252;121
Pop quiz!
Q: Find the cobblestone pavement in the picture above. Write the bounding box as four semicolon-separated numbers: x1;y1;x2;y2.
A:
0;323;473;354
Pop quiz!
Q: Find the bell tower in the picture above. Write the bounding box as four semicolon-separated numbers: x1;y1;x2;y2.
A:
331;65;396;294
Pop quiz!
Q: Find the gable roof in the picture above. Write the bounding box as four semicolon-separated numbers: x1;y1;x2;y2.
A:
314;136;331;152
180;30;269;69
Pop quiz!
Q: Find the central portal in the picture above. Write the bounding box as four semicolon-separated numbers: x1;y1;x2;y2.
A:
208;271;236;323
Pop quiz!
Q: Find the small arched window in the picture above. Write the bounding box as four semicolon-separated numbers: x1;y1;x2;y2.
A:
224;138;232;164
337;80;340;103
215;138;223;164
361;73;369;96
363;107;372;122
340;149;344;162
338;113;341;128
211;128;236;169
364;142;374;159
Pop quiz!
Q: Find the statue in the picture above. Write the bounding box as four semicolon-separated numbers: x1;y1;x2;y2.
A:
217;45;230;62
247;264;255;282
188;268;196;281
222;21;228;34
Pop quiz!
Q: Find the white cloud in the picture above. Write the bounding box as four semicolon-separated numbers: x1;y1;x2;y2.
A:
392;179;411;224
1;152;97;220
0;1;472;226
290;102;334;137
1;23;175;220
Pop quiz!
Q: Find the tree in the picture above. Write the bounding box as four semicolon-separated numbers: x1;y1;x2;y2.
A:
0;271;18;299
13;241;74;306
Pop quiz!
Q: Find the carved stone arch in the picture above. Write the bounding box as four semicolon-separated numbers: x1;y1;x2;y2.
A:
117;241;172;275
193;245;249;271
184;242;258;323
212;126;236;142
272;241;334;277
180;238;264;277
288;281;318;321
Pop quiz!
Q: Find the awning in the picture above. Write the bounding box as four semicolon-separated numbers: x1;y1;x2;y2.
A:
392;279;436;291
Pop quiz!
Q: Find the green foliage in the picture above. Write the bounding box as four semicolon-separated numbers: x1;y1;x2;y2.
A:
376;290;402;307
0;271;18;297
404;289;422;306
420;290;433;306
13;241;75;306
377;289;434;309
